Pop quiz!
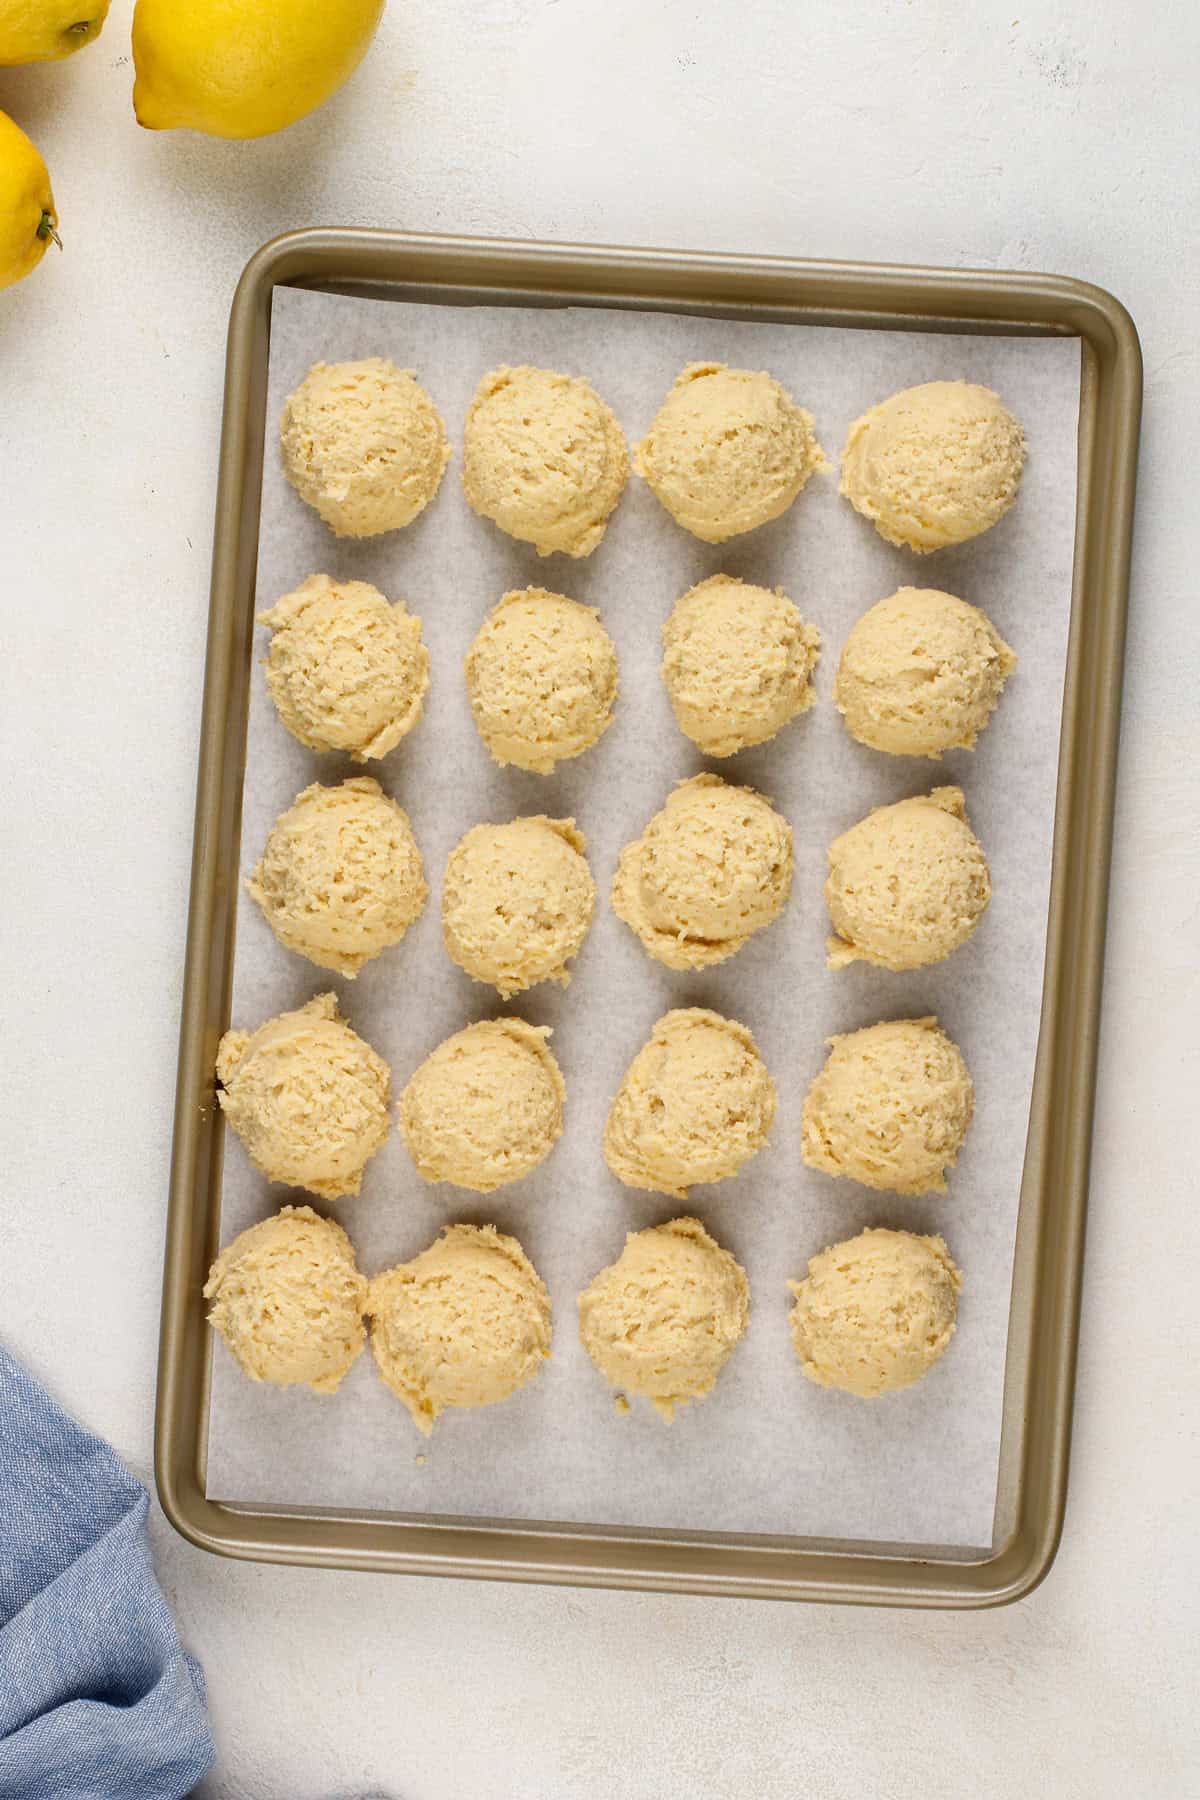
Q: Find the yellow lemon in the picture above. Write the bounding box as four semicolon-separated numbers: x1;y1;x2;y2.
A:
132;0;386;139
0;110;59;290
0;0;108;63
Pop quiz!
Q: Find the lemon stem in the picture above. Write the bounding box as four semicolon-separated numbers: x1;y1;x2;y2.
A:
37;213;62;250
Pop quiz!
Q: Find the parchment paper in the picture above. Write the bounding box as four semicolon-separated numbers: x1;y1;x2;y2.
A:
204;283;1080;1552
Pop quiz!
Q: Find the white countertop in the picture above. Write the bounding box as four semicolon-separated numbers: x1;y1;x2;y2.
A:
2;3;1195;1795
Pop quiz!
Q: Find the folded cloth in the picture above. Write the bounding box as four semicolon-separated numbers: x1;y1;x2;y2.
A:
0;1346;215;1800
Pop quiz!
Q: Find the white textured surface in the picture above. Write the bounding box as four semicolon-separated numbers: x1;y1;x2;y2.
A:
0;2;1195;1796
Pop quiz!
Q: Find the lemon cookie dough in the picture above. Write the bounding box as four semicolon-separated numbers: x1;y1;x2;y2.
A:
788;1228;963;1397
836;587;1016;757
366;1225;551;1435
216;993;390;1201
578;1217;749;1420
661;574;821;756
280;358;450;538
259;574;429;761
802;1017;974;1196
204;1205;367;1394
399;1019;566;1192
825;786;989;971
247;778;427;978
465;588;618;772
612;774;793;971
840;379;1026;554
442;816;595;997
633;362;826;543
462;364;628;557
604;1009;777;1198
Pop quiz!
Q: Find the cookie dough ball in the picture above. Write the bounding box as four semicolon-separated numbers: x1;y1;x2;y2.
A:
204;1205;367;1394
216;993;391;1201
367;1225;551;1435
259;574;429;761
825;786;989;971
613;774;793;971
579;1218;749;1420
788;1228;962;1397
462;364;628;557
442;816;595;998
280;359;450;538
399;1019;565;1193
802;1017;974;1196
837;588;1016;758
465;588;618;773
604;1009;777;1198
661;574;820;757
633;362;826;543
247;778;427;978
840;380;1026;554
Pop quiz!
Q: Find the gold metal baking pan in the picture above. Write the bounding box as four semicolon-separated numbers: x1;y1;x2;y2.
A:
157;229;1141;1606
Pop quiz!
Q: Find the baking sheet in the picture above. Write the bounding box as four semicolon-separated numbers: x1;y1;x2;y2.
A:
204;285;1080;1551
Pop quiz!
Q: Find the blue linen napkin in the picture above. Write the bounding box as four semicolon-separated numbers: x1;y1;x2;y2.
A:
0;1346;215;1800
